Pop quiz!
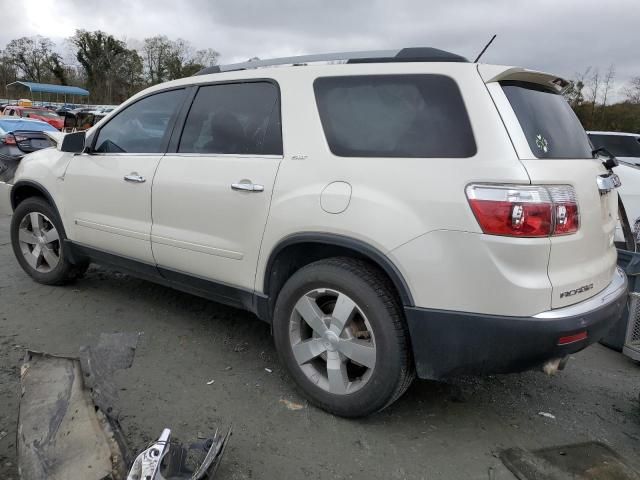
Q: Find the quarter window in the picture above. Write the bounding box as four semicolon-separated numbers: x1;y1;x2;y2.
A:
314;75;476;158
178;82;282;155
94;89;185;154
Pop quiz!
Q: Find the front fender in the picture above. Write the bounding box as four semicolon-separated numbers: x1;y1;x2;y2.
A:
8;148;73;217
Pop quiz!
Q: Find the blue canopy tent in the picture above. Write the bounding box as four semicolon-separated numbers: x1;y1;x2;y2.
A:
6;81;90;106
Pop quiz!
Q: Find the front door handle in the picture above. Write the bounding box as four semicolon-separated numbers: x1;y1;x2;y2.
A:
124;173;146;183
231;182;264;192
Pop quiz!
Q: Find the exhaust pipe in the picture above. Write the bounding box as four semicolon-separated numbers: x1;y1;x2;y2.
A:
542;356;569;375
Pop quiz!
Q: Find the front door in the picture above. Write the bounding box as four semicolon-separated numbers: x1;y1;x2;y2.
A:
62;88;186;263
151;81;283;290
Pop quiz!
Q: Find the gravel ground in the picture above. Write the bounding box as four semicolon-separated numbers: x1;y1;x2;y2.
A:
0;213;639;479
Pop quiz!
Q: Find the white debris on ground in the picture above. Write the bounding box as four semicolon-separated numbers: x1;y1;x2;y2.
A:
538;411;556;420
280;399;305;411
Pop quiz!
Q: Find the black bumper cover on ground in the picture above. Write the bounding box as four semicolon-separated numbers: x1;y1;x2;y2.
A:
405;276;628;380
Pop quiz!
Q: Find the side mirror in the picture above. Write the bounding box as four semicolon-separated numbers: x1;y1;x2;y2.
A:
60;131;86;153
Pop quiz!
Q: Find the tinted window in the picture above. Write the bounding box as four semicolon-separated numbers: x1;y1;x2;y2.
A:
178;82;282;155
95;89;185;153
589;134;640;158
501;81;592;159
314;75;476;158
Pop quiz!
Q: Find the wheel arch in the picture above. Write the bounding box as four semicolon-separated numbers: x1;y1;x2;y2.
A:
11;180;59;212
10;180;67;236
263;233;415;313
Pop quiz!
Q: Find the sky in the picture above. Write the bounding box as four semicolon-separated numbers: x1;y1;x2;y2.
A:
2;0;638;100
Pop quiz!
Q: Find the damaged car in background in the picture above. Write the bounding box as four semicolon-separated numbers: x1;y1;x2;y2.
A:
0;117;58;182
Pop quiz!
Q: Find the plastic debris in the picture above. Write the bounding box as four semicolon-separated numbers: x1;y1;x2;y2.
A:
538;411;556;419
280;399;305;411
265;368;273;373
206;379;215;385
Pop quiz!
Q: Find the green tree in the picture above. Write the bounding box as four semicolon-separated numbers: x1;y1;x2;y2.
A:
48;53;67;85
625;76;640;104
0;49;18;98
142;35;173;84
5;36;58;83
143;36;219;82
71;30;141;104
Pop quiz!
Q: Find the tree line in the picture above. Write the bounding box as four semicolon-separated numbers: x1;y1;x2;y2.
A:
0;31;219;104
562;65;639;133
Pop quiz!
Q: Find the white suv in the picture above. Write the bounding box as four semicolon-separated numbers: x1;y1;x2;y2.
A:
0;48;628;417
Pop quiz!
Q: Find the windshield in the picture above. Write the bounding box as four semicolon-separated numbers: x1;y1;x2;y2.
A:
589;134;640;158
501;81;592;159
22;108;61;119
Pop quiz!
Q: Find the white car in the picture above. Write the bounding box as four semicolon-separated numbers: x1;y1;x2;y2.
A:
0;48;628;417
588;131;640;238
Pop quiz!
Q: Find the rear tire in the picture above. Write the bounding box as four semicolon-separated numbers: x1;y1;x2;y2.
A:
11;197;88;285
273;257;414;417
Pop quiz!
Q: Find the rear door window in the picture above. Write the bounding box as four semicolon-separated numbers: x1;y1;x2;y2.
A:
588;134;640;158
501;81;592;159
178;81;282;155
313;74;476;158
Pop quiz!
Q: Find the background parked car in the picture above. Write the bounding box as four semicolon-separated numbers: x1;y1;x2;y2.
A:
0;117;57;182
2;105;64;130
60;108;107;132
588;131;640;239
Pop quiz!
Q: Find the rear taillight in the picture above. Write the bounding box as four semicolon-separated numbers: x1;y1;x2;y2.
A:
466;184;579;238
1;135;16;145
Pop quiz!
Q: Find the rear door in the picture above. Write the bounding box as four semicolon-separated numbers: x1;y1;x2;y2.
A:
151;80;283;291
481;67;619;308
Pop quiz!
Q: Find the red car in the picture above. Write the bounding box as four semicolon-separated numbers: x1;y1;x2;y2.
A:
2;105;64;130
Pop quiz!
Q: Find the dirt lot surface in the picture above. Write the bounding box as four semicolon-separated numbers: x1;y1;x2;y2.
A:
0;214;639;479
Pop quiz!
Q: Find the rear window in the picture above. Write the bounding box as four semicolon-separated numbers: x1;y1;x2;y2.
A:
501;81;592;159
588;134;640;158
314;75;476;158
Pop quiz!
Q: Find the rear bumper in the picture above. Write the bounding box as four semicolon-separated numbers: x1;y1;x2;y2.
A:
405;267;628;380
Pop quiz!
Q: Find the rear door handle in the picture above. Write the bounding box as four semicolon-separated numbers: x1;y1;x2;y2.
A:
124;173;146;183
231;182;264;192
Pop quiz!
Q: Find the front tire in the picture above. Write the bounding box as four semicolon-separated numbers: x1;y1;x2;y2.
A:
11;197;87;285
273;257;414;417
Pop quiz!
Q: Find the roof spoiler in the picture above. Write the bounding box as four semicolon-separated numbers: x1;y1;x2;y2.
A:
477;65;570;93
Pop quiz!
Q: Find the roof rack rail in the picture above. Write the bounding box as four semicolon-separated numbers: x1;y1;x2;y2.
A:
195;47;468;76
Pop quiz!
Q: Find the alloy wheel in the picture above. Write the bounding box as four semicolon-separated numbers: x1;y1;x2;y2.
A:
289;288;377;395
18;212;61;273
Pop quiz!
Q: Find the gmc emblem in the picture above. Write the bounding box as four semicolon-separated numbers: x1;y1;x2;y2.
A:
560;283;594;298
